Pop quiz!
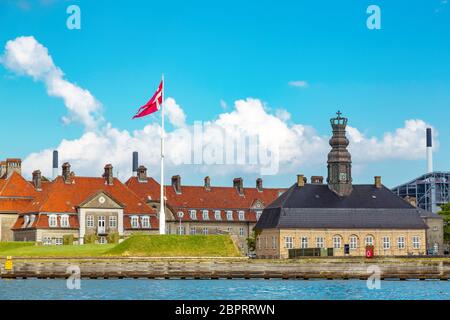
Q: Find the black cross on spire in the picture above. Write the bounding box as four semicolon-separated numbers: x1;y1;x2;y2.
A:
336;110;342;118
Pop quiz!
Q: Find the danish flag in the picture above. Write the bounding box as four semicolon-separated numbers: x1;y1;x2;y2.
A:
132;80;164;119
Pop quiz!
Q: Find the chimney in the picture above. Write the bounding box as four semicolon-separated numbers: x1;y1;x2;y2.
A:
0;161;6;177
6;158;22;178
374;176;382;189
426;128;433;174
132;152;139;177
404;196;417;207
32;170;42;191
204;176;211;191
52;151;59;180
311;176;324;184
137;165;147;182
172;175;181;194
103;164;114;185
62;162;71;183
297;174;306;188
233;178;244;196
256;178;263;192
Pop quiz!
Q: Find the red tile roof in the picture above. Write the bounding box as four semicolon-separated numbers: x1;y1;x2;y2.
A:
0;171;37;198
126;176;286;222
22;176;156;215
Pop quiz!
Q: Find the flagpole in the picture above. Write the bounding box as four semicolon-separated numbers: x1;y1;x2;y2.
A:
159;74;166;235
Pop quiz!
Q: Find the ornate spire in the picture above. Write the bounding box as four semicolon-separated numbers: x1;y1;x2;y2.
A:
327;111;353;197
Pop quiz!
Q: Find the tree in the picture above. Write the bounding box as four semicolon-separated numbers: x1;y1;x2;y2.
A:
438;203;450;242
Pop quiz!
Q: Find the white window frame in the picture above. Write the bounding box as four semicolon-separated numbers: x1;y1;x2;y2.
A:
131;216;139;229
202;227;208;235
365;235;374;247
55;237;63;246
214;210;221;220
301;237;308;249
382;236;391;250
238;211;245;221
28;214;36;228
333;236;342;249
256;211;263;221
285;236;293;249
189;210;197;220
23;215;30;228
412;236;420;249
141;216;150;229
239;227;245;237
349;236;358;250
48;214;58;228
316;237;324;248
43;237;52;246
87;215;94;228
60;215;70;228
190;227;196;235
177;225;185;235
226;211;233;221
202;210;209;220
398;236;405;249
272;236;277;249
109;216;117;228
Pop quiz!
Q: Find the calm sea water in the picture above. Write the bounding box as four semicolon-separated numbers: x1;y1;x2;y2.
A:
0;279;449;300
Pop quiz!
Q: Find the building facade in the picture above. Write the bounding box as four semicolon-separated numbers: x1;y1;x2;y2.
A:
255;112;444;258
126;168;285;253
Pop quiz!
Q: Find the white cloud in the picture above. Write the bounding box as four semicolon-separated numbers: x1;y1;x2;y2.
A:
2;37;438;181
1;36;102;130
288;80;308;88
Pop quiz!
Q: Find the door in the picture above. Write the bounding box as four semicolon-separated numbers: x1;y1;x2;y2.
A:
98;216;106;234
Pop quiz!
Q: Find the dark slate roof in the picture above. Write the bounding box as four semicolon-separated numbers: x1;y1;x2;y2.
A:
256;183;438;230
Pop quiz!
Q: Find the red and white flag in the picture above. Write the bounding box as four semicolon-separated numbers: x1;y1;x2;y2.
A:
132;80;164;119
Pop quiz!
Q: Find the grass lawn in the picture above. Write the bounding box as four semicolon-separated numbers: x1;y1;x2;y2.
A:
106;235;242;257
0;235;242;258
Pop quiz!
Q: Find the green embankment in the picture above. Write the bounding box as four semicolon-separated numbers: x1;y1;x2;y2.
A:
0;235;241;258
105;235;241;257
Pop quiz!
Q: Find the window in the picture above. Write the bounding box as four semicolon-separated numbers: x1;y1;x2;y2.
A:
54;237;63;246
227;227;233;234
202;227;208;235
365;235;374;247
412;236;420;249
177;226;185;235
87;215;94;228
301;237;308;249
109;216;117;228
190;227;196;235
239;227;245;237
99;236;107;244
48;215;58;228
285;236;293;249
257;237;261;250
226;211;233;221
238;211;245;221
43;237;51;246
272;236;277;249
28;215;36;228
332;236;342;249
382;236;391;249
256;211;263;221
349;236;358;250
432;226;439;232
202;210;209;220
264;237;268;249
61;215;70;228
316;237;324;248
333;236;342;249
23;215;30;228
189;210;197;220
398;236;405;249
141;216;150;229
214;210;221;220
131;216;139;229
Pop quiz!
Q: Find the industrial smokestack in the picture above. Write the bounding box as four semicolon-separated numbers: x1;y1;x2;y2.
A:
426;128;433;173
132;152;139;176
52;150;59;180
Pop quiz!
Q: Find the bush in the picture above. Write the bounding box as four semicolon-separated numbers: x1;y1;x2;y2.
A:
63;234;74;245
84;233;98;244
107;232;120;244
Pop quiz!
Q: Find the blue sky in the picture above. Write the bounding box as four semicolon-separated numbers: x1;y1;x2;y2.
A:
0;0;449;188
